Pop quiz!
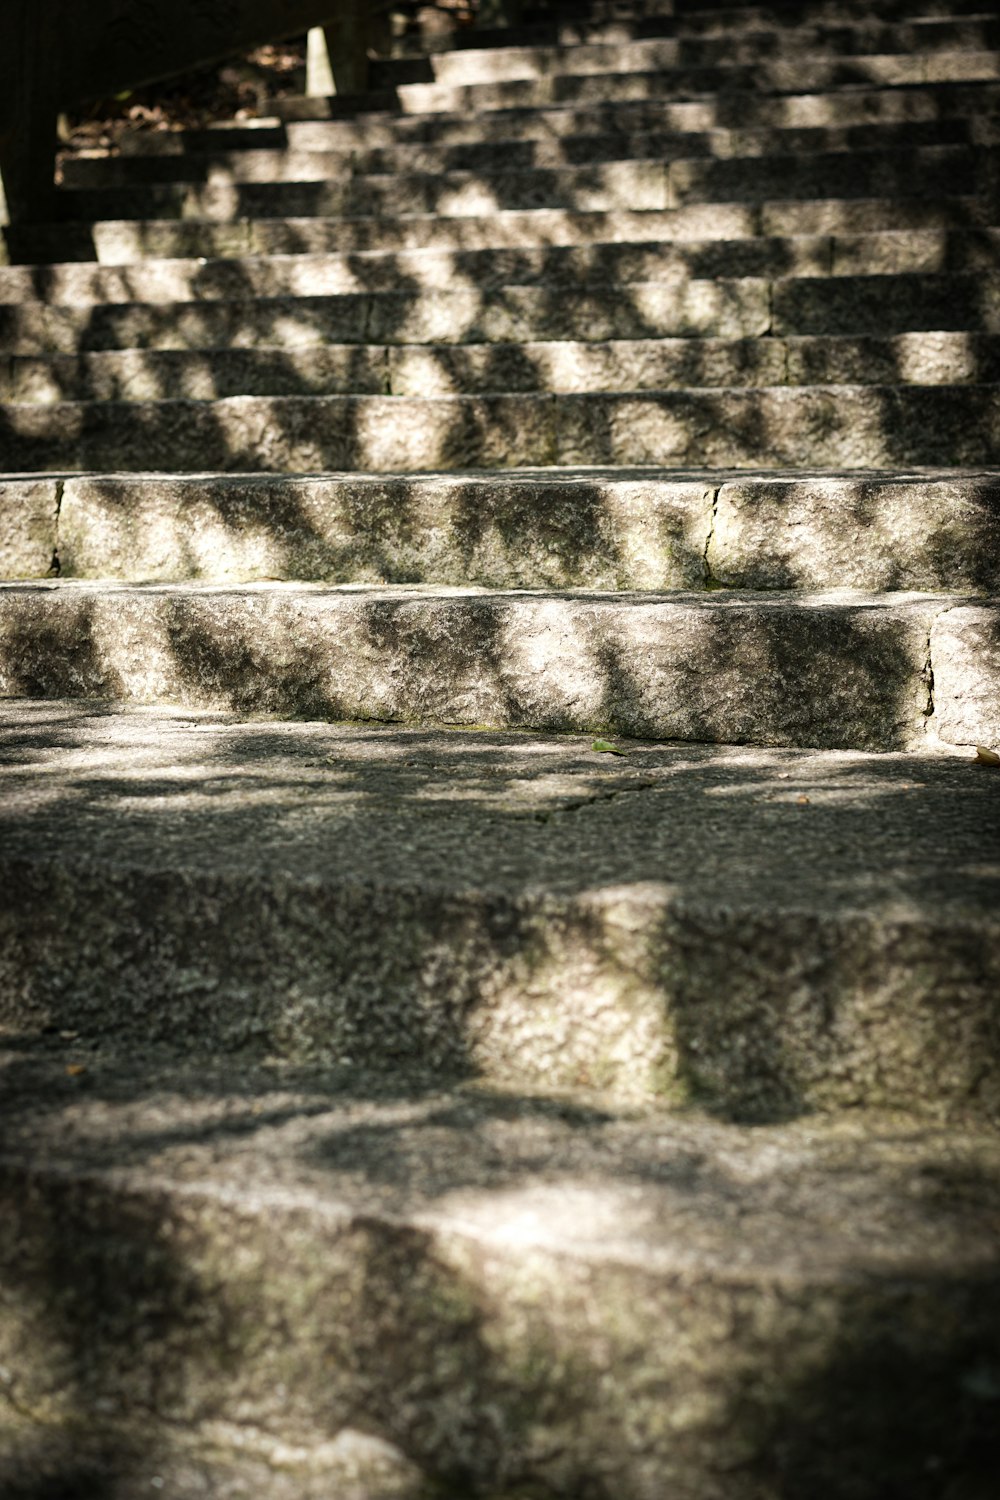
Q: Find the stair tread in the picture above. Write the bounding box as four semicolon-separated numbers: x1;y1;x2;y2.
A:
0;702;997;1112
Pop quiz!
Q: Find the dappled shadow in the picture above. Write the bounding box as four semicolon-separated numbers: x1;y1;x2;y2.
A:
0;704;997;1121
1;1038;999;1494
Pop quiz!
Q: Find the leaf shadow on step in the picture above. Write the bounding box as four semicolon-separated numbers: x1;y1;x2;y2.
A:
2;1041;1000;1498
1;704;998;1124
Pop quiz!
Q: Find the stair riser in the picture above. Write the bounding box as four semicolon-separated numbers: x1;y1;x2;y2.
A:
2;1157;997;1498
1;584;992;750
60;117;994;187
370;25;1000;88
2;842;999;1116
6;274;998;355
3;387;999;472
60;117;1000;190
8;230;1000;307
8;334;1000;405
272;79;1000;136
54;146;990;223
0;240;837;307
0;281;781;353
11;198;995;266
25;472;994;595
437;15;1000;52
310;53;1000;117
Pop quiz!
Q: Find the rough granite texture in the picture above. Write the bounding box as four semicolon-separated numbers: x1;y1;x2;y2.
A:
56;471;716;590
0;1054;998;1498
708;472;1000;592
47;469;1000;594
0;704;997;1117
3;386;1000;471
0;581;955;749
931;604;1000;749
0;478;57;579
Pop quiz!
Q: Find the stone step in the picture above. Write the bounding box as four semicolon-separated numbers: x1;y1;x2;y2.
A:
0;580;996;754
285;51;1000;118
273;78;1000;134
57;116;998;190
1;1058;998;1499
12;195;998;266
4;230;999;307
53;144;993;224
4;272;996;357
446;13;1000;51
9;331;999;407
537;0;993;22
2;385;998;470
0;279;778;353
4;469;993;595
367;24;1000;89
1;705;998;1112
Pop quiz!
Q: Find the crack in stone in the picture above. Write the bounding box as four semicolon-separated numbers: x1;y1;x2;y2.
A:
923;602;959;727
702;485;721;584
48;477;65;576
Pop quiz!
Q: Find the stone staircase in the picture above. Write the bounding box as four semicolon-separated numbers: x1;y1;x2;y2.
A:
1;0;1000;1495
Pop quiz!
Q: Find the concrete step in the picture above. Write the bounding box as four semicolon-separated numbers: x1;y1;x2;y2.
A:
367;25;1000;90
4;230;1000;307
1;1056;998;1499
7;333;1000;410
2;385;998;470
0;580;996;754
286;52;1000;118
4;468;994;595
58;116;998;189
54;144;994;224
1;705;998;1111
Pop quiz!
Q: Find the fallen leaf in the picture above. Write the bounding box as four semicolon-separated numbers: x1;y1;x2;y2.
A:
797;795;811;805
975;746;1000;765
65;1063;87;1077
592;738;626;756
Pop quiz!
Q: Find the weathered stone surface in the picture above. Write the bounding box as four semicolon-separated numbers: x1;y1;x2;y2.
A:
4;385;1000;473
0;582;948;749
931;605;1000;750
0;234;833;307
274;78;1000;133
0;1054;998;1496
0;706;997;1114
60;158;674;224
773;272;1000;336
387;336;788;394
709;473;1000;593
0;279;770;356
671;144;982;205
57;471;715;589
555;387;1000;468
0;479;57;579
0;394;560;472
16;193;989;269
784;332;1000;386
1;346;392;402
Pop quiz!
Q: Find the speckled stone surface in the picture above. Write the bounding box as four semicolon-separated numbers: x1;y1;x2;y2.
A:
0;581;961;749
0;703;997;1117
0;1049;998;1499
